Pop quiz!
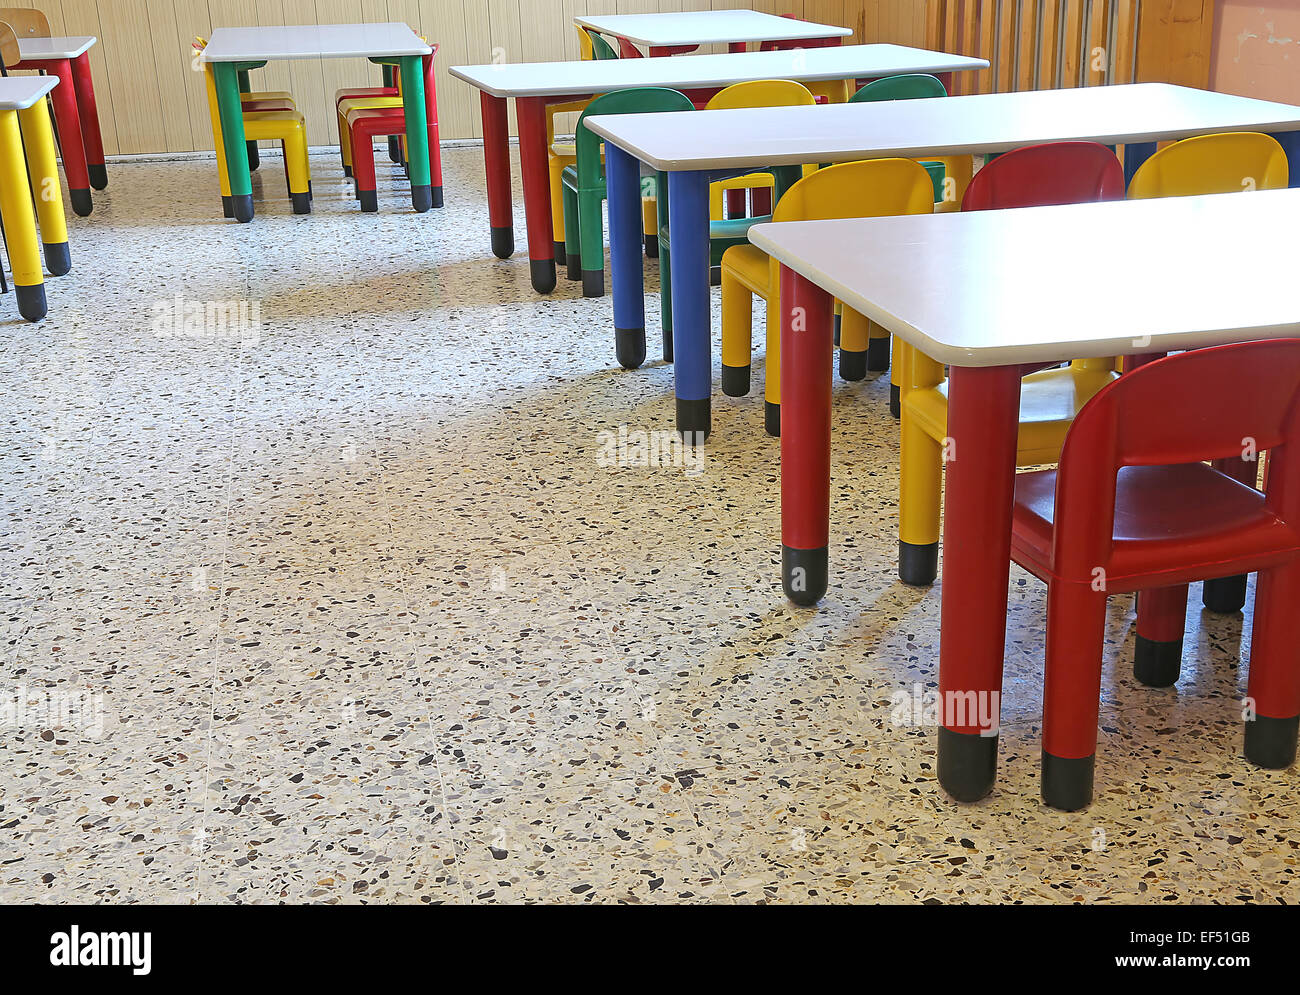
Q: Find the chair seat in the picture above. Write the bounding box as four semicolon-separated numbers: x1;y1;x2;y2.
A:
244;90;294;104
908;365;1118;463
341;95;402;116
719;243;773;296
1012;462;1298;587
240;110;306;141
240;98;294;114
336;86;396;105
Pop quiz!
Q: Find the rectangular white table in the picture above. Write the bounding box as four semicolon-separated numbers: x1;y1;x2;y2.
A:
10;34;105;214
575;10;851;57
201;23;433;222
747;187;1300;802
449;44;989;294
585;82;1300;440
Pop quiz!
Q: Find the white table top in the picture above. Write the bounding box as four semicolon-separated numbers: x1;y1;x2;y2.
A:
748;188;1300;368
574;10;852;48
200;23;429;63
587;82;1300;171
449;43;986;98
0;75;58;110
15;35;96;60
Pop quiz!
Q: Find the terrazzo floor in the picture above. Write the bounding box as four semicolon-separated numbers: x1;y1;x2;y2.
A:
1;143;1296;905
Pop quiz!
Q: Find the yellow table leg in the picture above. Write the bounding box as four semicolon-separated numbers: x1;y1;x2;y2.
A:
18;100;70;277
0;108;47;321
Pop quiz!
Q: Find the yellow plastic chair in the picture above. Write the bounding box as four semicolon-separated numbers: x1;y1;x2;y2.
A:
706;80;817;222
720;158;935;437
1128;131;1289;199
201;59;311;215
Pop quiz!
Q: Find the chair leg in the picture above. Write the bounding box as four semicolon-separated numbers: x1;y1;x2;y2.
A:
1041;581;1109;811
898;401;943;586
548;153;568;266
762;285;780;437
562;181;581;280
578;189;605;297
350;123;379;212
720;264;752;398
338;107;353;176
641;196;658;259
284;129;311;214
867;320;890;373
1244;559;1300;769
1134;584;1188;688
839;306;870;381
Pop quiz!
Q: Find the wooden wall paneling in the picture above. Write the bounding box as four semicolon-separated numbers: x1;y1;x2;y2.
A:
172;0;213;153
1061;0;1084;86
994;0;1015;92
1016;0;1038;90
1136;0;1213;88
1085;0;1109;84
1040;0;1062;88
58;0;120;153
1113;0;1137;83
140;0;192;152
410;0;473;145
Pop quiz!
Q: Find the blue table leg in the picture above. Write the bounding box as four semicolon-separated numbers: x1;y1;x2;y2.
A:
606;143;646;370
1268;130;1300;187
667;169;711;442
1123;141;1157;189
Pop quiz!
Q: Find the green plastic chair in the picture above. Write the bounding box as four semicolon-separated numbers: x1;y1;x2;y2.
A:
590;31;619;60
561;87;695;298
850;74;949;202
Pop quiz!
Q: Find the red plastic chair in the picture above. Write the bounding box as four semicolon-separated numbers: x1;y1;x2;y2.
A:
1009;339;1300;810
961;140;1126;210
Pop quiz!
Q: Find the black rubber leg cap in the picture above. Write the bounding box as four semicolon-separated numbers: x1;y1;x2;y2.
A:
581;269;604;298
358;190;378;213
308;181;313;201
839;348;867;382
491;227;514;259
615;328;646;370
43;242;71;277
411;184;433;213
721;364;751;397
531;259;557;295
939;726;999;803
70;188;92;217
833;312;841;347
431;186;443;208
292;192;311;215
233;194;254;223
15;283;47;322
867;335;890;372
222;195;234;219
1203;574;1249;614
1134;634;1183;688
890;383;901;419
1245;714;1300;769
246;141;260;170
765;401;780;437
89;163;107;190
388;137;401;162
782;545;827;606
1041;750;1095;811
344;164;353;178
709;266;722;288
662;333;673;364
644;233;658;259
899;540;939;586
566;252;581;281
553;240;567;267
676;397;710;443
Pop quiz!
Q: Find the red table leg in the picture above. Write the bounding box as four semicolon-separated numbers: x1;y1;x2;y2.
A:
936;364;1023;802
71;52;106;190
48;59;91;216
780;264;835;606
480;91;513;259
516;95;555;294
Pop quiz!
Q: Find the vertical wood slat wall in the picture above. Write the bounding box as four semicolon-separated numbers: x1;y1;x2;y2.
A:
0;0;1213;155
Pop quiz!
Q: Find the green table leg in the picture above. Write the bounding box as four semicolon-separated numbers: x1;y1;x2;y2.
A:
398;54;432;212
237;68;260;172
213;61;254;222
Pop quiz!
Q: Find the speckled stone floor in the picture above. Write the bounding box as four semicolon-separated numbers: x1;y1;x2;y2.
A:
0;144;1296;904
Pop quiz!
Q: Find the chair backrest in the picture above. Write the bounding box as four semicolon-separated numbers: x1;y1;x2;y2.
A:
1052;339;1300;571
850;73;947;103
589;31;619;61
962;141;1125;211
0;6;49;39
1128;132;1290;200
0;20;20;67
773;158;936;223
576;25;594;60
705;79;816;111
573;87;694;187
